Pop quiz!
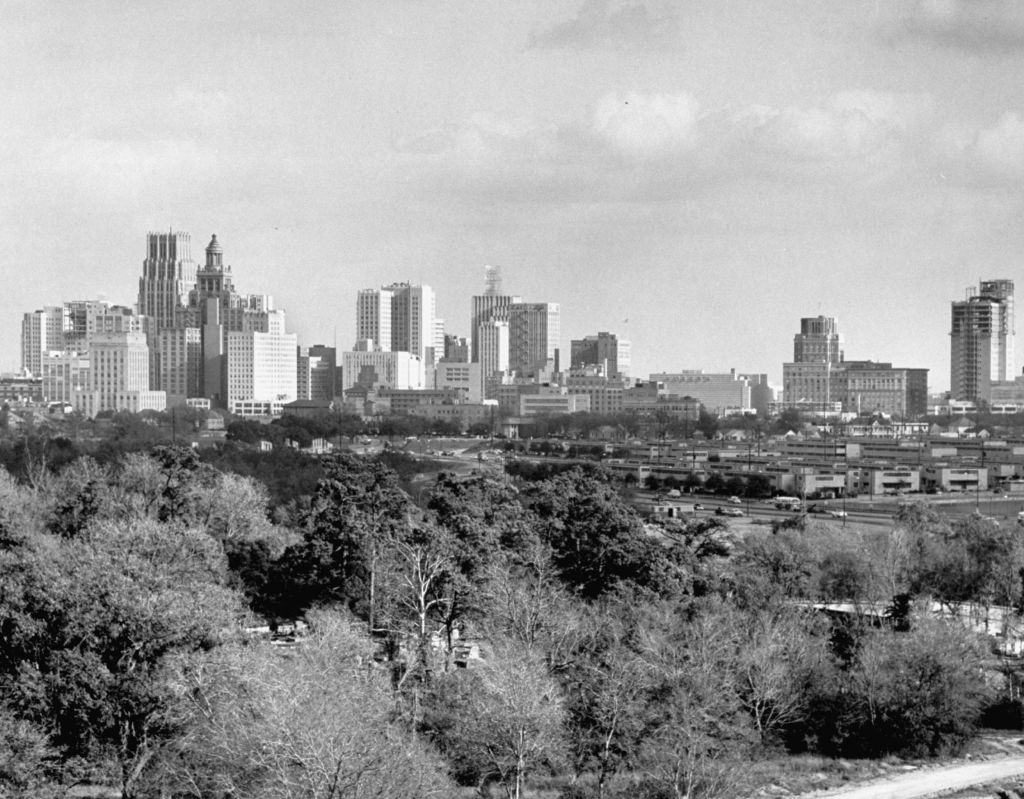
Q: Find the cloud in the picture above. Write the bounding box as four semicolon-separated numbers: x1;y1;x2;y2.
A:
390;89;1024;207
40;136;222;201
529;0;680;51
888;0;1024;52
592;92;701;156
936;111;1024;181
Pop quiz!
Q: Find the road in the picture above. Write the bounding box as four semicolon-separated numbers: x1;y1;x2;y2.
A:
812;756;1024;798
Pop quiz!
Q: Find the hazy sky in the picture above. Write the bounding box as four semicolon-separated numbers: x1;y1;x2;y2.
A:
4;0;1024;391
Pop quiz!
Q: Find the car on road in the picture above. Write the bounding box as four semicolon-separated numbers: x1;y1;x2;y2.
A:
727;496;742;505
693;503;705;511
828;510;848;519
716;507;744;517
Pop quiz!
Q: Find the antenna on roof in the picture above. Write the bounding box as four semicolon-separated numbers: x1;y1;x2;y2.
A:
484;265;502;296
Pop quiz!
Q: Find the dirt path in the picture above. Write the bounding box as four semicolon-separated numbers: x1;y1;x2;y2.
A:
813;756;1024;798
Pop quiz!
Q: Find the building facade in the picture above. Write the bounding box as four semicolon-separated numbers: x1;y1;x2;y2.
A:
951;279;1015;403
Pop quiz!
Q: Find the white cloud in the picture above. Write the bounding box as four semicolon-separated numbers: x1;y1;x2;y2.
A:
391;88;1024;204
592;92;701;156
530;0;680;51
974;112;1024;174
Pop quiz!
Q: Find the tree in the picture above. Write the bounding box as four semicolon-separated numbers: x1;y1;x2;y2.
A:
522;468;682;599
732;606;831;744
814;619;993;757
0;518;239;798
563;611;649;798
178;611;454;799
273;453;410;623
426;473;528;652
429;641;566;799
635;601;755;799
0;706;63;798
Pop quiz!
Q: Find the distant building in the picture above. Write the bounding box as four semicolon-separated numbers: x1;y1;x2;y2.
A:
469;265;521;363
341;350;424;392
137;230;197;332
737;373;774;416
356;283;440;364
520;386;590;416
41;351;89;404
442;335;469;363
73;331;166;417
226;329;298;408
21;306;65;377
509;302;560;378
297;345;337;401
783;316;927;417
434;361;483;403
951;279;1015;403
570;331;630;378
648;370;751;414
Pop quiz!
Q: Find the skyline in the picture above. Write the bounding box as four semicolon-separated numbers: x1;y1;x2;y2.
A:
5;1;1024;390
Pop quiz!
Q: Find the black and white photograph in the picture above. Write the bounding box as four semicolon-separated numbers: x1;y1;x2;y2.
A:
5;2;1024;797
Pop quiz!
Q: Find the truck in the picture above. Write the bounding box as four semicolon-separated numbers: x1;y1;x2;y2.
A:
774;496;802;511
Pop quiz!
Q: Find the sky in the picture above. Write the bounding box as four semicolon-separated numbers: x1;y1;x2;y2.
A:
4;0;1024;392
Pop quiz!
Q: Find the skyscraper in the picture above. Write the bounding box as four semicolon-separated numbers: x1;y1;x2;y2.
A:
951;280;1015;403
137;230;196;330
793;316;843;364
354;283;438;363
783;316;843;408
470;266;521;363
508;302;560;378
20;306;65;376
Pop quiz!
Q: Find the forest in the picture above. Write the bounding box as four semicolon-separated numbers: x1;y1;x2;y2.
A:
0;439;1021;798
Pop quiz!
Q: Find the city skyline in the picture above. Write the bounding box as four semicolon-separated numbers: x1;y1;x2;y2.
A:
5;1;1024;390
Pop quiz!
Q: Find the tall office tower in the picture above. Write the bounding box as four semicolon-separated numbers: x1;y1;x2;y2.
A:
951;280;1015;403
782;316;844;407
158;327;203;407
470;266;522;363
432;317;446;365
570;331;631;378
226;329;298;408
477;320;510;398
138;230;196;331
356;287;394;351
509;302;560;378
355;283;438;362
387;283;437;364
21;306;66;376
145;233;287;408
297;345;337;401
793;316;843;363
72;331;166;417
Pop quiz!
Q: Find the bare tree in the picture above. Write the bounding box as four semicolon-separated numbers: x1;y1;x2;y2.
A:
175;611;453;799
443;640;566;799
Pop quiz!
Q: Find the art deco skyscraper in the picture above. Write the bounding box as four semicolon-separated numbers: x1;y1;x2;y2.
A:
782;316;844;407
137;230;196;330
951;280;1015;403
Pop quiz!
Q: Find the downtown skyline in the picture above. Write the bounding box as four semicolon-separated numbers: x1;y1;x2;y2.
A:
5;1;1024;390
